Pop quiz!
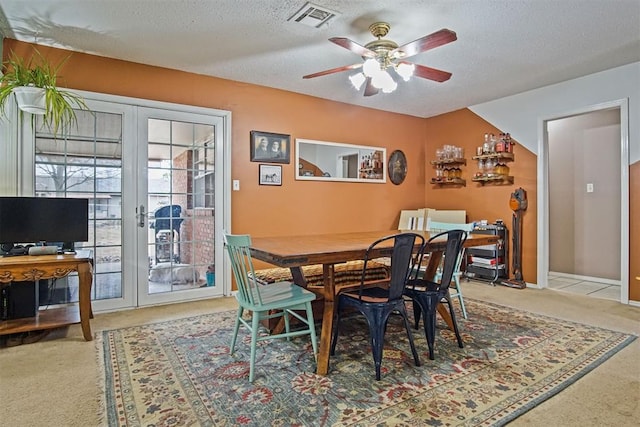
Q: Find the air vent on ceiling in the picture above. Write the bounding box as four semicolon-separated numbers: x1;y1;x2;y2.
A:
289;2;340;28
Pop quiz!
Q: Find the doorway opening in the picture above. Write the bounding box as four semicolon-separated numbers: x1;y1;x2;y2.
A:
537;99;629;303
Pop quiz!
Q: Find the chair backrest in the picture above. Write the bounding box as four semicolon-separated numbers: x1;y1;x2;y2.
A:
359;232;426;301
427;229;467;293
427;221;474;278
224;233;265;306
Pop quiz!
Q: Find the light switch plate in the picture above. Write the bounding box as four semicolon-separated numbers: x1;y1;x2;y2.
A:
586;183;594;193
233;180;240;191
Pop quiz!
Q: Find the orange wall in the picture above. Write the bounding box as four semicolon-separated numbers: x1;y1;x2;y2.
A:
3;40;427;266
424;109;538;284
4;39;638;297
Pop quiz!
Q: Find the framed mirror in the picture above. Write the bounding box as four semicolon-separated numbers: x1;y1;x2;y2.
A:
295;138;387;183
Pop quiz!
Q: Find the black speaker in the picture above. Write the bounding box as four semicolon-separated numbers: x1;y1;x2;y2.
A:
61;241;76;252
1;285;8;320
5;281;38;319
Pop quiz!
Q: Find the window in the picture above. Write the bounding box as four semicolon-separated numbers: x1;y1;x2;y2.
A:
193;138;215;208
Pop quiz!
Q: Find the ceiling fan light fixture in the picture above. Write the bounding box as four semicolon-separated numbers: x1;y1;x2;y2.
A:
362;58;380;77
381;79;398;93
371;69;397;92
396;62;415;81
349;72;366;90
304;22;456;97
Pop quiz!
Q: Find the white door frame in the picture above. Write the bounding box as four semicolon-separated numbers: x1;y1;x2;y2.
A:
14;89;232;312
537;98;630;303
135;106;230;306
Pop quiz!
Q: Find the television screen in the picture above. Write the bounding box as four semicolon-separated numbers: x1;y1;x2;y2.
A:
0;197;89;246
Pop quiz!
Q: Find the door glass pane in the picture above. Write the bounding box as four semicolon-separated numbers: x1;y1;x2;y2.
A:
34;110;123;302
147;119;215;294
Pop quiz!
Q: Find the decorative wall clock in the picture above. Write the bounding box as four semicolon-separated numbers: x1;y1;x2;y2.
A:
388;150;407;185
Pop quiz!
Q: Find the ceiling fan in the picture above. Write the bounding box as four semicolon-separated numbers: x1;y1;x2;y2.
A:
303;22;457;96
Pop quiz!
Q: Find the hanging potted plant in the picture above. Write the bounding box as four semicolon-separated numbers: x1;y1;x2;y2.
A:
0;48;88;135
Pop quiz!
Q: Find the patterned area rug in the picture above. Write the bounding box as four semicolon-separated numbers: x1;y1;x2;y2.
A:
98;299;635;426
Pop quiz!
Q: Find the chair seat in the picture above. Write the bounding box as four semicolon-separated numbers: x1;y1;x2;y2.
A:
341;286;393;303
405;278;439;293
238;281;317;312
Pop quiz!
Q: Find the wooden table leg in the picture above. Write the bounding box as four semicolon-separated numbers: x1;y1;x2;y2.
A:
316;264;335;376
77;261;93;341
290;266;307;287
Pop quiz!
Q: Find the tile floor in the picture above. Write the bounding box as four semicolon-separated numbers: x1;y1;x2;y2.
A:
546;273;620;301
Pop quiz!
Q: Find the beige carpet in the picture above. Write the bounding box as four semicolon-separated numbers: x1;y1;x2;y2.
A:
1;281;638;426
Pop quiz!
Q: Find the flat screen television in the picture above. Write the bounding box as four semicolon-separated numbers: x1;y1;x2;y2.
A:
0;197;89;251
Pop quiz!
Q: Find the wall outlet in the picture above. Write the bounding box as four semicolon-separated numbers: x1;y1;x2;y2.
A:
586;183;594;193
233;180;240;191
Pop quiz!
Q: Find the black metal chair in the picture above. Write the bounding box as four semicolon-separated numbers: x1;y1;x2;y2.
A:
404;229;467;360
330;232;425;380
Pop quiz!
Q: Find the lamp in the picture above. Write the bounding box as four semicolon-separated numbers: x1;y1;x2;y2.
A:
353;57;411;94
395;62;415;81
349;72;366;90
371;69;397;93
362;58;379;77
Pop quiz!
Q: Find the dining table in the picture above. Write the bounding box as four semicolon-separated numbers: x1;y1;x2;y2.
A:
250;230;499;376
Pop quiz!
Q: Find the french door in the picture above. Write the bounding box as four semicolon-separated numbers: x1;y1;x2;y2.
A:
25;94;230;311
136;107;227;306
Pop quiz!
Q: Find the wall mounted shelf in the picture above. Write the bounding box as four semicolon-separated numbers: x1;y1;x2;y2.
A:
472;151;514;185
471;152;514;162
471;175;514;185
430;157;467;166
430;177;466;186
431;156;466;186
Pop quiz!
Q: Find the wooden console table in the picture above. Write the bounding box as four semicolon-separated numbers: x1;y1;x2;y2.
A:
0;251;94;341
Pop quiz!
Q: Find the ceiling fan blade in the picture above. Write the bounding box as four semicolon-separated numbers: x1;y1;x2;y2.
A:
303;63;362;79
363;77;379;96
390;28;457;59
329;37;376;58
409;62;452;82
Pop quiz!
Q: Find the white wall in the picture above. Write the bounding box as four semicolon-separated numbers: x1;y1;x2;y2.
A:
469;62;640;163
548;111;621;279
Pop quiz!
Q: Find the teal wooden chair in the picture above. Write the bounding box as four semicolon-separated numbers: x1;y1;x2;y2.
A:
224;233;318;382
426;220;475;319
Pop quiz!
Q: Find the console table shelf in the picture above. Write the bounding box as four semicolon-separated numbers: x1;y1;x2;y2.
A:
0;305;80;335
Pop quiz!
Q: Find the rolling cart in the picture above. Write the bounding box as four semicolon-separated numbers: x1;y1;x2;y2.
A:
465;221;509;285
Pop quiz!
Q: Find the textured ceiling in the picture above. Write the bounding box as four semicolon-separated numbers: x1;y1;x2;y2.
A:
0;0;638;118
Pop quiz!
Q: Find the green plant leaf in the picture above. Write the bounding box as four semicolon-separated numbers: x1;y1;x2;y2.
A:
0;47;90;135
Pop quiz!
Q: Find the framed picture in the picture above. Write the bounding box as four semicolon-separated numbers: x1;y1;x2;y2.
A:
250;131;290;163
388;150;407;185
259;164;282;186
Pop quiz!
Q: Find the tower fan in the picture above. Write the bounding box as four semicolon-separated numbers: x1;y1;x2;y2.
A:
502;188;527;289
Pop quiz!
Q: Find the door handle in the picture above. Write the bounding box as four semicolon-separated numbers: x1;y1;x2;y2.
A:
138;205;146;228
